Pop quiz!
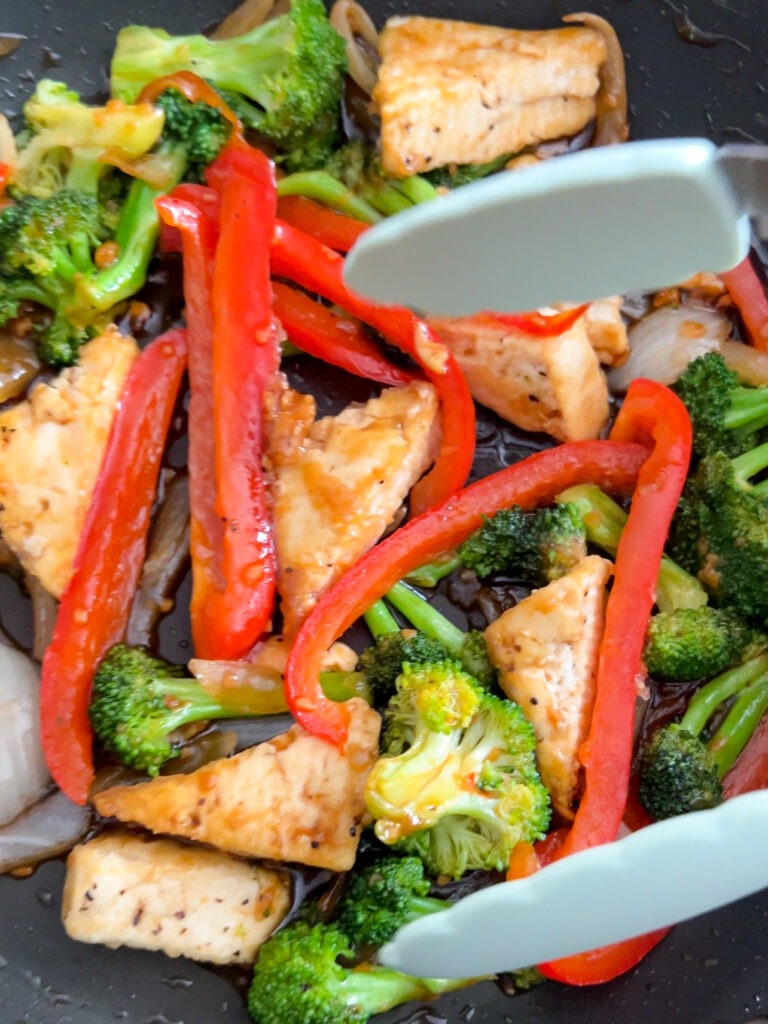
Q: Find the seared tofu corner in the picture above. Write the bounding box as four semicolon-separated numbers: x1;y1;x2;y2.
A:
0;327;139;597
484;555;613;819
94;699;382;872
62;832;290;965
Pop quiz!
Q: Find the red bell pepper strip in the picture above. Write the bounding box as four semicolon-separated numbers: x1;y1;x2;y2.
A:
40;328;187;804
155;192;228;661
158;183;221;253
0;162;11;199
271;282;417;387
284;439;649;748
539;929;671;986
531;379;690;986
137;71;245;143
196;144;280;659
478;304;590;337
276;195;369;252
719;255;768;351
271;220;475;514
552;380;692;861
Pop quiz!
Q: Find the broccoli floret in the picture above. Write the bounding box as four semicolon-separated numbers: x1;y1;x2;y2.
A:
14;78;163;202
673;352;768;458
383;582;496;688
366;662;551;879
335;856;448;948
644;606;756;681
90;644;370;774
670;444;768;622
639;653;768;819
357;632;450;703
110;0;348;171
422;151;516;188
557;484;708;613
0;191;104;366
247;919;470;1024
153;88;231;179
458;503;588;584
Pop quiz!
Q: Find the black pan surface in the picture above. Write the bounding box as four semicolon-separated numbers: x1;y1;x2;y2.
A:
1;2;767;1022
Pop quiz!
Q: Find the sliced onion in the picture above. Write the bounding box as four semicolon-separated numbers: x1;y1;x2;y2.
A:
0;789;91;874
609;304;732;393
0;642;50;826
331;0;381;97
127;473;190;647
25;573;58;662
721;339;768;387
564;13;628;146
211;0;288;39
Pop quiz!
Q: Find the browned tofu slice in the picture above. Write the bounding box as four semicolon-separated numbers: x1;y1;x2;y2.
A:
266;380;440;637
0;327;138;597
484;555;612;819
374;17;606;176
429;313;608;441
94;699;382;871
62;832;290;964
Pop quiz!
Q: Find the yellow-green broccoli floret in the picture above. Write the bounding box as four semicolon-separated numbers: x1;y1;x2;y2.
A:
366;662;551;879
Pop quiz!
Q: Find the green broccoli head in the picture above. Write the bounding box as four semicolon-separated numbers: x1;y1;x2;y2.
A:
638;723;723;820
356;631;450;704
153;88;231;178
673;447;768;622
89;644;241;774
367;663;551;879
643;606;754;681
0;191;106;367
14;78;164;199
335;855;447;948
672;352;768;459
458;503;587;584
247;919;462;1024
111;0;347;171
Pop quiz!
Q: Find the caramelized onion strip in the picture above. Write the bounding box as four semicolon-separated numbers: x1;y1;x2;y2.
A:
330;0;380;96
564;12;628;146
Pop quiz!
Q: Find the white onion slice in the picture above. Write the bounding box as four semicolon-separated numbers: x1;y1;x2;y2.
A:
609;305;732;393
0;789;91;874
0;642;50;826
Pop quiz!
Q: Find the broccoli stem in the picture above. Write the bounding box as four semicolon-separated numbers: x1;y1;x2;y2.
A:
81;172;180;311
556;484;707;612
385;581;466;654
725;389;768;432
681;654;768;737
359;180;413;217
389;174;440;205
731;440;768;485
339;969;467;1015
406;552;463;587
65;150;103;195
318;670;371;704
363;599;400;640
708;672;768;776
276;171;382;223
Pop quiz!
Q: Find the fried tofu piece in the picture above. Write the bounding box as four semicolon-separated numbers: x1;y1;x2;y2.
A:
374;17;606;176
94;699;381;872
484;555;612;819
0;327;138;597
429;314;608;441
62;832;290;965
582;298;628;366
266;379;440;636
